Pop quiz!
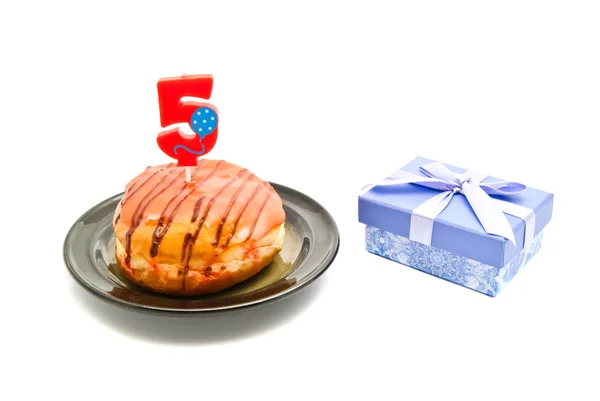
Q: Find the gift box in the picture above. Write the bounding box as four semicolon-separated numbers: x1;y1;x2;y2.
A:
358;157;554;297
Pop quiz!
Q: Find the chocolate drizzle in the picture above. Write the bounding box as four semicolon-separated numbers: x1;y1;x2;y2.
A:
149;161;206;258
121;168;163;208
180;167;247;289
212;172;255;247
144;160;232;260
190;160;224;224
223;181;267;248
191;197;205;223
149;185;193;258
245;191;271;242
181;232;194;264
124;169;183;266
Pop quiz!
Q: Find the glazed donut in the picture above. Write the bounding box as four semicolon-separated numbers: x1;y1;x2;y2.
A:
112;159;286;296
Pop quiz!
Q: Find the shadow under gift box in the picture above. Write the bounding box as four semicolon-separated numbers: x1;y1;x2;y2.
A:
358;157;554;297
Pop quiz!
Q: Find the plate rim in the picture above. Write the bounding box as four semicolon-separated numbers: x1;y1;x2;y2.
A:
64;182;340;315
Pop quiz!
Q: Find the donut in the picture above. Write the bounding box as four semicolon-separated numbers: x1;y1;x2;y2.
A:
112;159;286;296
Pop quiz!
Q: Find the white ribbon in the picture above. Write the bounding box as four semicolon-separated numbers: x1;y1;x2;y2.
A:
361;162;535;248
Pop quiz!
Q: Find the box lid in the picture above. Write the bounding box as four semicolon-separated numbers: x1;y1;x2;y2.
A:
358;157;554;268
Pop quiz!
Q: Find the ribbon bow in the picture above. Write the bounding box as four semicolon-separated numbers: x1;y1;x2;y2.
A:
362;162;535;248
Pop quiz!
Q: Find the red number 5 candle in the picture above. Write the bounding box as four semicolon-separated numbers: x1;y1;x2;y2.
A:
156;74;219;167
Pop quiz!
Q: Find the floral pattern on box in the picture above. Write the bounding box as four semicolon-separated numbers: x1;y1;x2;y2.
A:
365;226;543;296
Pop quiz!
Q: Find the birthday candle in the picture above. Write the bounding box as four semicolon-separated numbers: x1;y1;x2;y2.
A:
156;74;219;167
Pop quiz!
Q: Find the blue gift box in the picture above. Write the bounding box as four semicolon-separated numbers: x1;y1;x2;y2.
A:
358;157;554;296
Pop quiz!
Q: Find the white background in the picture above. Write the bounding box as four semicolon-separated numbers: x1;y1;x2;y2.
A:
1;1;599;400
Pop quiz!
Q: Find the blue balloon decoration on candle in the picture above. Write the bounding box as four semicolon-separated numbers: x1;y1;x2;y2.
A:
190;107;219;140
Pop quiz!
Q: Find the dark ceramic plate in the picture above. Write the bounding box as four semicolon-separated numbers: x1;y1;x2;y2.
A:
64;183;339;315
